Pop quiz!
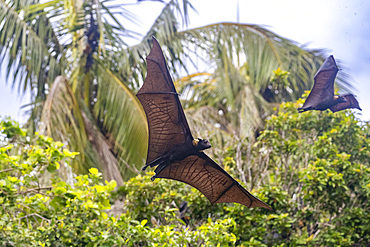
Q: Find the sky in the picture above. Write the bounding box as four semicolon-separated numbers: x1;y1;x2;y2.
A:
1;0;369;122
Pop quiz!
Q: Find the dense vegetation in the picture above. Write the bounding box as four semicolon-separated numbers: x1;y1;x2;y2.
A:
0;0;350;183
1;1;367;246
1;98;368;246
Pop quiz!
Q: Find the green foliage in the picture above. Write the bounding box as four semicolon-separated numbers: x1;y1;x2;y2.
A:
2;0;356;184
0;0;195;185
0;119;236;246
250;98;369;245
1;97;369;246
116;99;369;246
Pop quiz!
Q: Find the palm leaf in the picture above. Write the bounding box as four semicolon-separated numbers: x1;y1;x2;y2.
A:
40;76;86;171
165;22;354;140
40;75;126;185
93;63;148;179
0;0;62;93
1;0;357;184
179;23;332;100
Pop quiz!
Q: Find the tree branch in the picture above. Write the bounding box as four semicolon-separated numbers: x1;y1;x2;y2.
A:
20;187;53;194
0;168;14;173
18;213;51;223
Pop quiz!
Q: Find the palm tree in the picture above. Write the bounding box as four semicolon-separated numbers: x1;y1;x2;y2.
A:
176;23;353;141
0;0;195;184
0;0;352;184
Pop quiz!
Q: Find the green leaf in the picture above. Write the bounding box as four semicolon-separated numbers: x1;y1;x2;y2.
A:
89;168;99;175
141;219;148;226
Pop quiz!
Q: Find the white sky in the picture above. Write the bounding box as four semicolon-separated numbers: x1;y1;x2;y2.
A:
1;0;369;122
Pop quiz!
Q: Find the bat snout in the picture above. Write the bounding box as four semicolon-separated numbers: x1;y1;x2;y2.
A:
203;139;212;149
197;138;212;150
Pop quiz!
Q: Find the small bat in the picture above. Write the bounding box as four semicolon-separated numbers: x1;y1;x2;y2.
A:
137;37;271;210
298;55;361;113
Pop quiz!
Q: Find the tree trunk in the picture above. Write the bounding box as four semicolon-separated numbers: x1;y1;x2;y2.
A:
82;112;124;187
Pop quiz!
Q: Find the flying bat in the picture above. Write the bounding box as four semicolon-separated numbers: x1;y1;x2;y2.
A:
136;37;271;210
298;55;361;113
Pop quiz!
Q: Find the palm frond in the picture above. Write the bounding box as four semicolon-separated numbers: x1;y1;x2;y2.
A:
164;23;339;140
93;63;148;179
115;0;195;88
39;75;126;185
1;0;357;184
39;76;86;174
179;23;335;101
0;0;62;94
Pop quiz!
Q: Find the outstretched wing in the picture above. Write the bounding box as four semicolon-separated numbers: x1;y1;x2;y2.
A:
330;94;362;112
137;37;193;164
302;55;338;109
155;152;272;210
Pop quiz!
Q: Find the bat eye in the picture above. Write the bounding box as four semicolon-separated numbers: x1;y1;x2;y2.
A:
204;139;211;146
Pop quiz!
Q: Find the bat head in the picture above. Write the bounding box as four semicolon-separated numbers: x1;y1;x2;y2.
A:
192;138;212;151
334;95;347;103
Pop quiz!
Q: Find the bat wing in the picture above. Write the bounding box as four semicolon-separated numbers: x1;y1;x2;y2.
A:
155;152;272;210
302;55;338;109
330;94;362;112
137;37;193;164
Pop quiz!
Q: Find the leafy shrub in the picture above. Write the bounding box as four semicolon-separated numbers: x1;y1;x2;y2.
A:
0;119;236;246
1;97;369;246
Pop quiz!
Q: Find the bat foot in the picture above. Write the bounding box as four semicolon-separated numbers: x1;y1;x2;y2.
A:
150;175;157;181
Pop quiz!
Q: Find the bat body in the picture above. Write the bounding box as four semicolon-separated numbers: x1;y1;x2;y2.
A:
137;37;271;210
298;55;361;113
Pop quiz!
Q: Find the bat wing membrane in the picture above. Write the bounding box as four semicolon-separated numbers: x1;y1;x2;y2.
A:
302;56;338;109
137;38;193;164
155;152;272;210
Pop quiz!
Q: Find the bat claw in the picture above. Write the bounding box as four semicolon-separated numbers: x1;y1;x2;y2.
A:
141;164;149;171
150;175;157;181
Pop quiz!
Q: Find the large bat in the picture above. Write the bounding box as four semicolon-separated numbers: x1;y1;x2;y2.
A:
298;55;361;113
137;37;271;210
